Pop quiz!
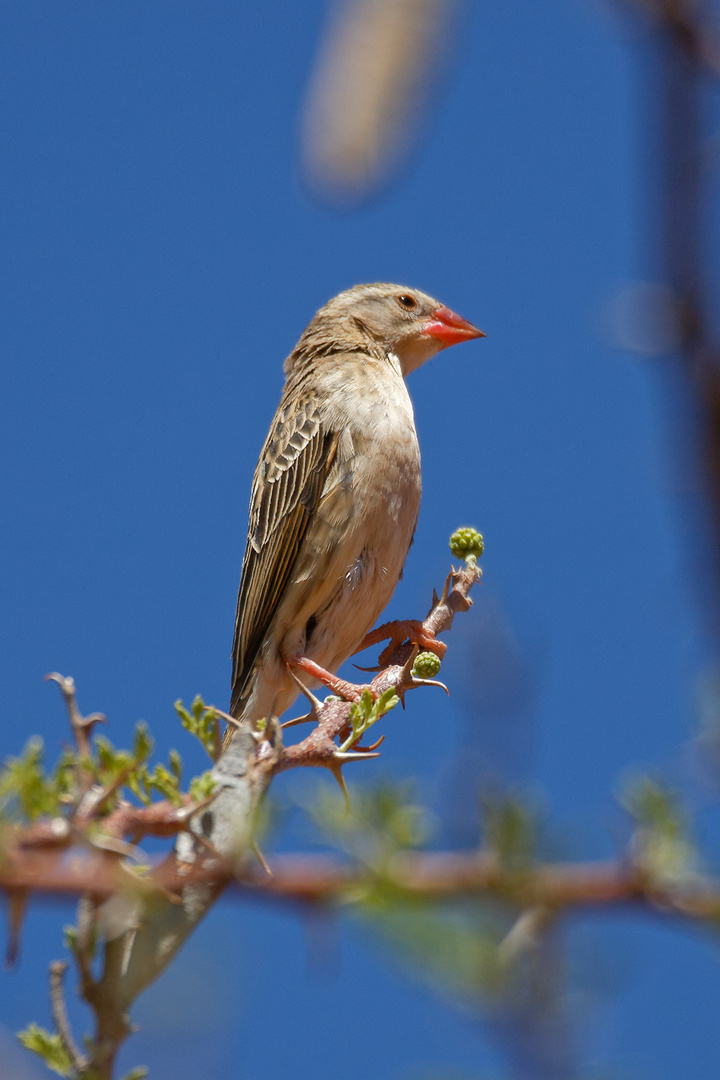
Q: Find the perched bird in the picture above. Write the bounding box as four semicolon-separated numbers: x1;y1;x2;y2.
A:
228;283;483;738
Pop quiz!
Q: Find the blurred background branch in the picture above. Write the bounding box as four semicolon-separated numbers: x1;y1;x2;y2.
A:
622;0;720;627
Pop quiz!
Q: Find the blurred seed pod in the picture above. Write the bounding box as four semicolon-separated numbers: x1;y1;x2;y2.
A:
302;0;461;204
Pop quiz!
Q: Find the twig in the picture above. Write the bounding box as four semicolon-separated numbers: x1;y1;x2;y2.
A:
4;888;27;969
49;960;88;1073
45;673;105;796
74;896;98;998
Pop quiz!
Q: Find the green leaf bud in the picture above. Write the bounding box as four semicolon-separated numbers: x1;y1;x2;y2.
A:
17;1024;73;1077
189;771;217;802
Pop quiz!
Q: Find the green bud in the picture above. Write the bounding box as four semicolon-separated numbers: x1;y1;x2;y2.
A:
449;527;484;563
189;771;217;802
62;925;78;951
412;651;442;679
133;721;154;764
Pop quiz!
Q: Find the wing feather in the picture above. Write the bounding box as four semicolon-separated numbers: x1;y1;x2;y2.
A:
230;391;339;716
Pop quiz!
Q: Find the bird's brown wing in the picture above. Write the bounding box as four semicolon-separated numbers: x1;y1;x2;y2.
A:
230;390;339;717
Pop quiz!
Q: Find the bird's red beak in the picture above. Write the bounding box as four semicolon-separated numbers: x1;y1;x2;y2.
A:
422;306;485;346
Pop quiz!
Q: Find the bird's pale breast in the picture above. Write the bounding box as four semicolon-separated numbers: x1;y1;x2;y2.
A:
250;356;421;719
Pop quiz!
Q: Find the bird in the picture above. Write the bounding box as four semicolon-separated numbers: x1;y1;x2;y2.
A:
227;282;483;742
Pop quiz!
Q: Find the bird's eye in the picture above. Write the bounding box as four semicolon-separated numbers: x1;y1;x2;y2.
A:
396;294;417;310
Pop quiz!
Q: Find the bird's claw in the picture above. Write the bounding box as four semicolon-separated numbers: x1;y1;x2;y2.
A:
286;655;369;703
357;619;447;668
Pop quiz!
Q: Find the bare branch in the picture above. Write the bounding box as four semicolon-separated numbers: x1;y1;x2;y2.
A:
617;0;720;625
44;673;105;796
49;960;87;1073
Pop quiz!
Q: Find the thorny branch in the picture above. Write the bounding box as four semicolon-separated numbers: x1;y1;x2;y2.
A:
5;848;720;927
274;562;479;780
1;557;481;1078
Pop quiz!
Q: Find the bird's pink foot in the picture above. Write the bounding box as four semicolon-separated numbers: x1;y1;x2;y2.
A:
356;619;447;668
286;655;368;703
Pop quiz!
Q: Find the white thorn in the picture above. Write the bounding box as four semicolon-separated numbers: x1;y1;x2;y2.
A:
411;678;449;695
251;840;272;876
281;712;316;729
286;665;323;712
177;791;217;823
329;766;351;814
400;643;420;680
212;708;243;730
332;750;381;763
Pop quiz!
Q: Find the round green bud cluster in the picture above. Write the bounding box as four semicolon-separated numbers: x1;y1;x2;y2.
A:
412;651;442;679
449;527;484;562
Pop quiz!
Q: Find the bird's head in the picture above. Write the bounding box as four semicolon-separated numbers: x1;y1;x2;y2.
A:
290;283;485;378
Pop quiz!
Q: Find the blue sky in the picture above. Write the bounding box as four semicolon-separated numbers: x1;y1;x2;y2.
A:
2;1;719;1078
